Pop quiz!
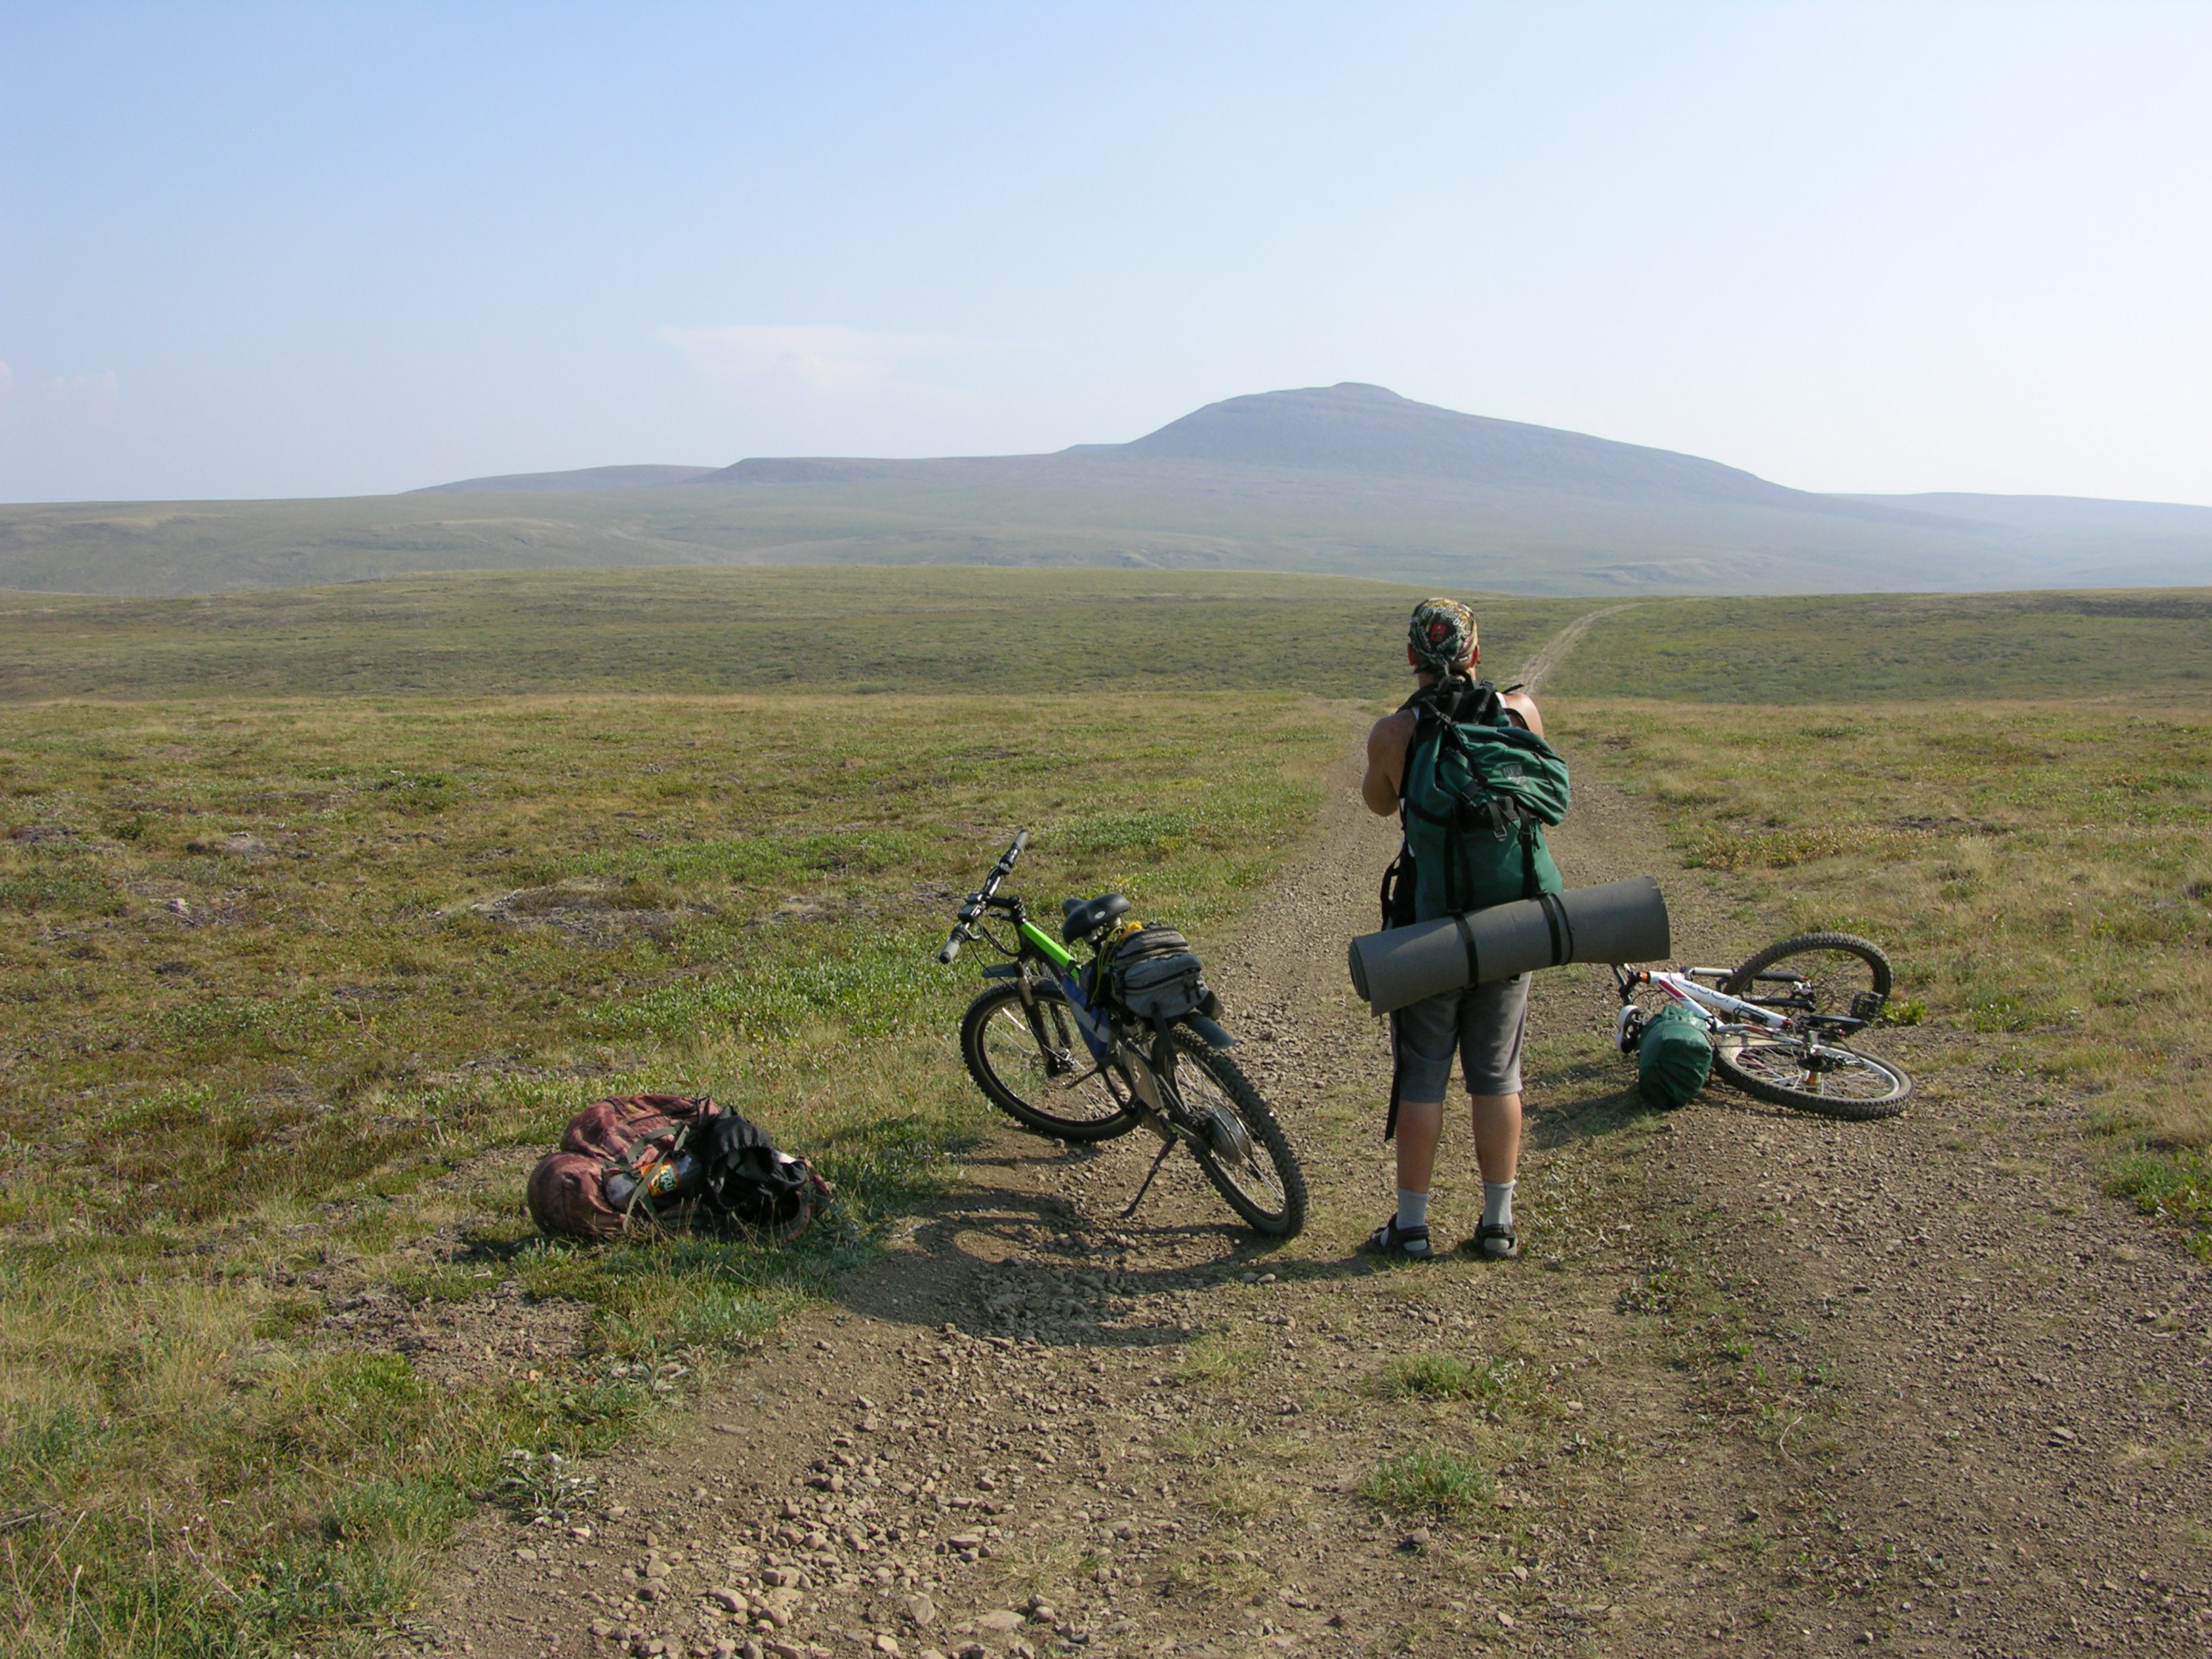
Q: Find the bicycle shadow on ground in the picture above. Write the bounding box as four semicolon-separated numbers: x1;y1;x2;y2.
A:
825;1128;1404;1353
836;1212;1248;1359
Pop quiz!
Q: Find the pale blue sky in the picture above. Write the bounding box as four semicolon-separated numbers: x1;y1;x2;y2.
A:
4;1;2209;504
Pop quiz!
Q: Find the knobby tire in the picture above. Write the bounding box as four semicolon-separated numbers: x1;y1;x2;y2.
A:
1170;1027;1309;1237
1712;1033;1913;1120
1721;932;1893;1015
960;981;1137;1143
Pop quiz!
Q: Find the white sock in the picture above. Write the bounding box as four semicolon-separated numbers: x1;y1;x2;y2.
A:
1395;1188;1429;1232
1482;1181;1515;1229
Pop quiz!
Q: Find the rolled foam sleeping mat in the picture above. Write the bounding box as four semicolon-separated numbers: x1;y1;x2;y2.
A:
1347;875;1671;1016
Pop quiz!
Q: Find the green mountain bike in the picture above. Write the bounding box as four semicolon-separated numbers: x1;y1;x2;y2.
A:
937;832;1308;1237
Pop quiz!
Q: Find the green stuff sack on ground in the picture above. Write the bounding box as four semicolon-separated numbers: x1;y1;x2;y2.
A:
1638;1004;1713;1109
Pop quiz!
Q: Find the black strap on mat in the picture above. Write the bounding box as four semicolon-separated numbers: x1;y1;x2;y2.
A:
1453;912;1481;985
1536;890;1570;966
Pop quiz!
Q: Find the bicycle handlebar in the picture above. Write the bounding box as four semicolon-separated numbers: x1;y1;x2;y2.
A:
938;831;1028;964
985;831;1027;889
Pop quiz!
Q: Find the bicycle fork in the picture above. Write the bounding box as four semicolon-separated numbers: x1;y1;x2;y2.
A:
1010;972;1083;1079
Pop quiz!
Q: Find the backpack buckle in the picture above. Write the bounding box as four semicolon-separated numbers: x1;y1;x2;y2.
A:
1451;781;1528;842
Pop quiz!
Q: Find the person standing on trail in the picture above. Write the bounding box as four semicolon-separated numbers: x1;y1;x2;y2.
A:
1359;598;1563;1262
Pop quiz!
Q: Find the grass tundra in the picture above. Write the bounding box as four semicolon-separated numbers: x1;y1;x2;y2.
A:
0;569;2203;1654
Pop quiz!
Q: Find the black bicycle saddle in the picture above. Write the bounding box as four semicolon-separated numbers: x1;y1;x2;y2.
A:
1061;893;1131;943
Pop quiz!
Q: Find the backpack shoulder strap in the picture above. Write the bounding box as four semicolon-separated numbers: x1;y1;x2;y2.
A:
1398;716;1453;827
1482;719;1566;762
1395;695;1438;801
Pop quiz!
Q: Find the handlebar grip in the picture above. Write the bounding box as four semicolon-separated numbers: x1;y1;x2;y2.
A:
1010;830;1028;855
937;938;962;964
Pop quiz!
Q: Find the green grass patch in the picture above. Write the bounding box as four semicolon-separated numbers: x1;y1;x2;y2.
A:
1359;1446;1493;1516
1174;1332;1261;1385
1379;1350;1487;1399
1376;1349;1545;1413
2106;1149;2212;1259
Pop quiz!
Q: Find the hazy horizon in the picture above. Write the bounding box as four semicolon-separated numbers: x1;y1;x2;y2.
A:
6;2;2211;508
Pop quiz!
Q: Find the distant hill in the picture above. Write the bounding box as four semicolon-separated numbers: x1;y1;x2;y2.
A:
699;384;1912;520
7;383;2209;596
1118;383;1820;505
413;464;716;493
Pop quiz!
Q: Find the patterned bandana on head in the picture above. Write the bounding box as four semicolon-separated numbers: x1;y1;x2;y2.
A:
1407;598;1477;674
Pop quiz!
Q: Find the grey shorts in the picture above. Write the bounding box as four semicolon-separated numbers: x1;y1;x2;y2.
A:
1390;973;1531;1101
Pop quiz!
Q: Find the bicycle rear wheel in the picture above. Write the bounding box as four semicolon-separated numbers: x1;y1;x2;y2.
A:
1170;1029;1308;1237
1721;933;1893;1023
1712;1031;1912;1120
960;981;1137;1142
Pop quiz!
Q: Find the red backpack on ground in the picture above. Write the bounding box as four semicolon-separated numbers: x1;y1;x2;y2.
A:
526;1094;832;1244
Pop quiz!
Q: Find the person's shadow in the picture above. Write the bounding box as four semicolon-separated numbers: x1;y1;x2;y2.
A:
1524;1064;1803;1154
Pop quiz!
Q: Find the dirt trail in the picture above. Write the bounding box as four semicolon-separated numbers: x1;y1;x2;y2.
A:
429;617;2212;1659
1511;604;1637;695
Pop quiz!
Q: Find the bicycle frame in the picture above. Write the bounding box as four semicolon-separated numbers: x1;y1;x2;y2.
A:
1614;960;1880;1078
963;907;1105;1056
942;838;1206;1162
941;832;1101;1053
988;912;1207;1183
1633;967;1790;1031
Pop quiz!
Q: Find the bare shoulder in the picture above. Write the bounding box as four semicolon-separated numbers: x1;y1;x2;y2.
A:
1366;707;1417;755
1361;708;1417;815
1500;689;1544;737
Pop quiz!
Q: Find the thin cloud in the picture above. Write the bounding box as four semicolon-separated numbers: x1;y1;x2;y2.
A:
657;325;971;394
0;361;12;411
42;371;119;417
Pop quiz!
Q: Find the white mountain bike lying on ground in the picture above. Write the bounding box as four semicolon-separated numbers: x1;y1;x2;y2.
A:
1613;931;1914;1120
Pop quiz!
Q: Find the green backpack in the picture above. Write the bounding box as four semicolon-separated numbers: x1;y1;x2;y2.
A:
1637;1003;1713;1109
1393;678;1571;925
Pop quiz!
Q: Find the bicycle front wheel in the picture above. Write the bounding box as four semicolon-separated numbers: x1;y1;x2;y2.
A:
960;981;1137;1142
1721;933;1893;1023
1170;1029;1308;1237
1712;1031;1912;1120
